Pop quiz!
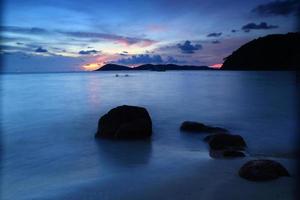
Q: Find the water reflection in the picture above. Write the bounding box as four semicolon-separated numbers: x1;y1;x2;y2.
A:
94;139;152;168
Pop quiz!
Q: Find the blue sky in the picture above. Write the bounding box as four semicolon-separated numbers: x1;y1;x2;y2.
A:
1;0;299;72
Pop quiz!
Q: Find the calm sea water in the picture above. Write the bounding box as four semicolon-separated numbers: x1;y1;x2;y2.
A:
1;71;298;199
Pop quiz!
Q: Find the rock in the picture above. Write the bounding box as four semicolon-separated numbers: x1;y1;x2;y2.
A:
95;105;152;139
239;159;290;181
208;133;246;150
180;121;207;132
180;121;229;134
209;149;245;158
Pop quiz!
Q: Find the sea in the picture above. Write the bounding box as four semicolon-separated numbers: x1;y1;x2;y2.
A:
1;71;298;199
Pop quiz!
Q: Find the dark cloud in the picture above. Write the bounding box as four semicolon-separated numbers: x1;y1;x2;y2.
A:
114;54;187;65
177;41;202;54
2;52;86;72
0;26;49;35
165;56;187;64
0;44;30;52
59;31;156;47
78;49;100;55
231;29;238;33
123;51;128;53
35;47;48;53
212;40;221;44
252;0;300;16
207;32;222;37
0;25;156;47
242;22;278;32
116;54;163;65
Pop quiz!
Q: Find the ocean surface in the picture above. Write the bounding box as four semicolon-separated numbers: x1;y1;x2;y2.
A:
1;71;298;199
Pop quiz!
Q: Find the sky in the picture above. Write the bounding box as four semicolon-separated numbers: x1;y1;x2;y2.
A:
0;0;299;72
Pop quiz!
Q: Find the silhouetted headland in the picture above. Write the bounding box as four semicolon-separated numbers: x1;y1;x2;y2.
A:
222;32;300;70
95;64;211;71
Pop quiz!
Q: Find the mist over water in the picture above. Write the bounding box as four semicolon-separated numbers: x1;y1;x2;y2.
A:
1;71;297;199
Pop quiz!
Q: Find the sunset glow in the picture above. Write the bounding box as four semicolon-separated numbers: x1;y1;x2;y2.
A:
211;64;223;69
82;63;101;71
1;0;296;72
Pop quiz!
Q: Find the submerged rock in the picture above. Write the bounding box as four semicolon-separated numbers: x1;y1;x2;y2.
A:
223;150;245;158
209;149;246;158
239;159;290;181
180;121;229;134
180;121;207;132
95;105;152;139
208;133;246;151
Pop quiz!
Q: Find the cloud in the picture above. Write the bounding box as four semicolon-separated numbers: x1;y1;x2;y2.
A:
252;0;300;16
0;26;49;35
207;32;222;37
212;40;221;44
1;26;157;47
1;52;86;72
115;54;163;65
113;54;188;65
78;49;100;55
165;56;187;64
35;47;48;53
59;31;156;47
177;41;202;54
231;29;238;33
241;22;278;32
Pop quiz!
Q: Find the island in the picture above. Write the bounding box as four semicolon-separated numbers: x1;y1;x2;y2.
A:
94;64;211;71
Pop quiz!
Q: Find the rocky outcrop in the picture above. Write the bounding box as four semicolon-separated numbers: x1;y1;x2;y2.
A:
209;149;246;158
208;133;246;151
95;105;152;139
239;159;290;181
222;32;300;70
180;121;229;134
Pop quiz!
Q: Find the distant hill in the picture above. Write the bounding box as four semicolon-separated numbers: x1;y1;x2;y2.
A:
222;32;300;70
95;64;211;71
134;64;211;71
95;64;131;71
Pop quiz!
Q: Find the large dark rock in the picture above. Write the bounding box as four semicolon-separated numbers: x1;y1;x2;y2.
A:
180;121;229;134
239;159;290;181
95;105;152;139
208;133;246;151
222;32;300;70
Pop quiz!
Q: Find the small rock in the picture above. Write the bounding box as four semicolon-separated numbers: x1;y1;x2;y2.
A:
239;159;290;181
180;121;229;133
